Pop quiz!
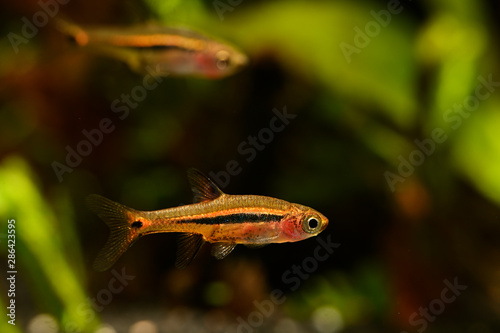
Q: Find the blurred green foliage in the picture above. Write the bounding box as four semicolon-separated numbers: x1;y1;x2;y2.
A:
0;156;98;332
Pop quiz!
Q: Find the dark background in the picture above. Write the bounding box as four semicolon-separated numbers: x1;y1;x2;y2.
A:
1;0;500;332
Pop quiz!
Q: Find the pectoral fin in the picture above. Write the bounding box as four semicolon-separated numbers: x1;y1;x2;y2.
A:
211;243;237;260
176;233;205;269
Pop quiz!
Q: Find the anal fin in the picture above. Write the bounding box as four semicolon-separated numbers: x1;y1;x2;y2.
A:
211;243;237;260
176;234;205;269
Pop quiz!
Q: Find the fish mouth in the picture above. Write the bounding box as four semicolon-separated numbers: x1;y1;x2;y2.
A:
234;52;249;67
319;212;329;232
320;219;329;232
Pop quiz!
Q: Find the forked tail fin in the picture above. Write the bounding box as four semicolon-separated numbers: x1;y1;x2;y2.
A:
86;194;140;271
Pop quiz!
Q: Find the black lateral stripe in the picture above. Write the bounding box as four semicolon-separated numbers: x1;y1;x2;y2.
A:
180;213;283;225
123;44;190;51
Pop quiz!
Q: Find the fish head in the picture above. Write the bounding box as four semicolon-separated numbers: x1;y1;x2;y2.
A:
279;204;329;242
196;42;248;78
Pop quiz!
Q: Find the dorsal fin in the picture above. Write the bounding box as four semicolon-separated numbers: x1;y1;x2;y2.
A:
187;168;224;203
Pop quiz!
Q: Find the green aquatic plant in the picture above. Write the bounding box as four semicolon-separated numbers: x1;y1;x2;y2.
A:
0;156;99;332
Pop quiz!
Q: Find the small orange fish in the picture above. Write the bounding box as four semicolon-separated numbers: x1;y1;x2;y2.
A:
87;169;328;271
55;18;248;78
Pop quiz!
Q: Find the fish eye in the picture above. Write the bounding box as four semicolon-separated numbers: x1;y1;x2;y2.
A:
215;50;231;70
302;216;321;233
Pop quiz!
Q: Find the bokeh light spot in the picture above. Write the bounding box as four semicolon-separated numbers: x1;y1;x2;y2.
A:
129;320;158;333
312;306;344;333
95;323;117;333
274;317;299;333
27;314;59;333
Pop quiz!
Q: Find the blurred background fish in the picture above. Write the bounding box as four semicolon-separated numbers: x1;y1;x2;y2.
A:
54;17;248;78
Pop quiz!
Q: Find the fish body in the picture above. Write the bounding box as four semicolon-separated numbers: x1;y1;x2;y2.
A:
55;19;248;78
87;169;328;271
